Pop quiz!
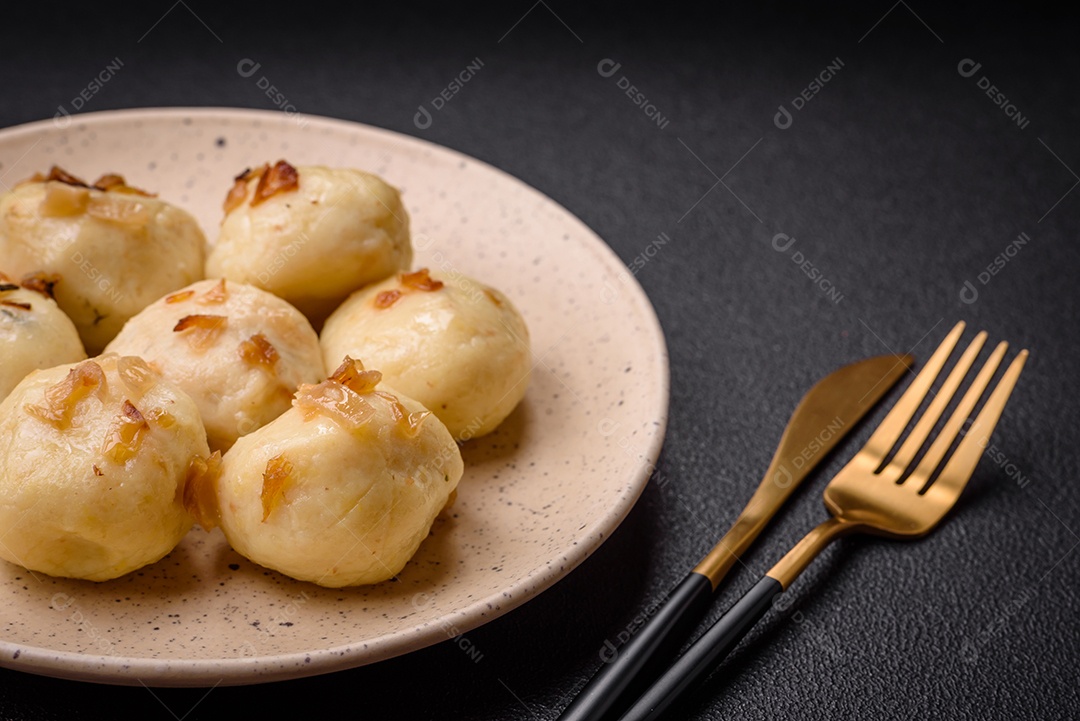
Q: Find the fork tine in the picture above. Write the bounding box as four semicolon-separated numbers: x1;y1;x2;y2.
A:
887;330;988;474
863;321;966;462
928;349;1028;499
909;340;1008;485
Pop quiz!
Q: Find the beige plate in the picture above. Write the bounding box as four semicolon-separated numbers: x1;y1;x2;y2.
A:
0;108;669;686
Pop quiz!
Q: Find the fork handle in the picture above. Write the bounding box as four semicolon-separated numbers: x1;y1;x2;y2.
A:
557;571;714;721
615;576;783;721
616;519;854;720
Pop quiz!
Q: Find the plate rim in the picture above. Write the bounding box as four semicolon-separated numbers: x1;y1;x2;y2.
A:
0;106;670;686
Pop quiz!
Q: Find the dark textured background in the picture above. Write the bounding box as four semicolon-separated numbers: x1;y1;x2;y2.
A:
1;3;1077;719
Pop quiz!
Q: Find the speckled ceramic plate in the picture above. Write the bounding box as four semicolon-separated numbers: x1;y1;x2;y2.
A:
0;107;668;686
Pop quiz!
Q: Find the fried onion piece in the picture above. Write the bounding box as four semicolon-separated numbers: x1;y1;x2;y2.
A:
238;333;279;370
101;399;149;465
25;360;106;430
173;314;228;351
91;173;154;197
184;451;223;531
400;268;444;292
197;278;229;305
260;454;293;522
19;272;61;299
223;165;266;214
251;160;299;206
165;289;196;304
374;289;402;309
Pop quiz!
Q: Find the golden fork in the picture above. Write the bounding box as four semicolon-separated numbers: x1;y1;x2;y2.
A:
618;321;1028;721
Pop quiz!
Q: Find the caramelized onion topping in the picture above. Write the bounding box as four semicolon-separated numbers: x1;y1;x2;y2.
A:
101;399;149;464
41;182;90;216
117;356;157;396
26;360;106;429
165;289;196;304
24;167;153;195
223;165;264;213
86;196;150;225
374;269;444;311
41;166;89;187
374;289;402;309
184;451;223;531
238;333;279;369
173;314;228;351
197;278;229;305
260;454;294;522
20;272;60;299
329;356;382;394
0;300;31;311
251;160;299;206
400;268;444;292
376;390;431;437
295;357;429;436
91;173;154;197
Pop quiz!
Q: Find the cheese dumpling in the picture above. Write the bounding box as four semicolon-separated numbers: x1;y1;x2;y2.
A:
0;274;86;402
0;168;206;353
105;279;324;451
0;355;212;581
206;161;412;327
211;358;462;588
320;268;530;440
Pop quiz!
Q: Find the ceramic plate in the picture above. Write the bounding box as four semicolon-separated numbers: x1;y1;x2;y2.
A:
0;107;668;686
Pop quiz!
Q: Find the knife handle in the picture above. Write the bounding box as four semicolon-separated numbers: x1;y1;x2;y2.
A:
615;576;783;721
557;571;714;721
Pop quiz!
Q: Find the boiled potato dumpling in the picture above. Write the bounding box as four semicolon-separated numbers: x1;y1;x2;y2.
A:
320;268;530;440
206;161;412;326
0;274;87;402
0;355;212;581
0;167;206;353
105;279;324;451
211;358;462;587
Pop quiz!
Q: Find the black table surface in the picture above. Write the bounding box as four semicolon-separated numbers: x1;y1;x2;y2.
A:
1;3;1077;719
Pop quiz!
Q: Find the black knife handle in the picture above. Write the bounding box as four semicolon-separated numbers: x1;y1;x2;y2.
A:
557;571;714;721
616;576;784;721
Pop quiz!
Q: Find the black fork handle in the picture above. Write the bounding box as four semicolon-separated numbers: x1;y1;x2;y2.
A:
616;576;784;721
